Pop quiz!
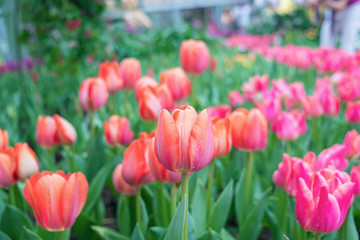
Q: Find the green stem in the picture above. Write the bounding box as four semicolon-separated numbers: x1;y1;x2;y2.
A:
109;93;116;115
47;149;55;170
57;230;64;240
124;90;129;117
287;141;291;155
9;184;16;206
244;152;254;211
136;187;142;226
170;183;177;217
316;233;321;240
340;207;349;240
159;183;167;226
190;75;197;108
66;145;78;172
206;159;215;219
181;173;189;240
90;112;95;140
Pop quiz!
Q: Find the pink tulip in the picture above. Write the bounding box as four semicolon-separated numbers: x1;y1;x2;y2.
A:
228;90;244;107
104;115;134;146
154;106;214;173
296;168;354;233
119;58;141;90
134;76;158;100
271;111;302;141
316;144;348;171
160;67;191;101
291;110;307;136
207;105;231;119
273;153;314;197
286;82;306;109
112;164;136;195
0;129;9;150
53;115;77;146
272;79;292;100
346;101;360;123
78;77;109;112
351;166;360;196
256;97;282;122
344;130;360;159
302;95;324;118
36;116;59;149
180;39;210;76
242;75;269;103
98;61;123;93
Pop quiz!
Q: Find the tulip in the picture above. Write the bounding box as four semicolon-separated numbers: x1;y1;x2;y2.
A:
0;129;9;150
207;105;231;119
78;77;109;112
271;111;302;141
273;153;314;197
272;79;292;101
112;164;136;195
344;130;360;159
211;117;232;158
346;101;360;123
209;58;216;72
36;116;59;149
24;171;88;231
242;75;269;103
53;115;77;146
98;61;123;93
180;39;210;76
154;105;214;173
119;58;141;90
160;67;191;101
256;97;282;122
291;110;307;136
302;95;324;118
0;149;16;188
229;108;268;151
228;90;244;107
296;168;354;233
138;84;174;121
13;143;39;180
104;115;134;147
322;93;340;116
286;82;306;109
134;76;158;100
350;166;360;196
122;132;155;186
316;144;348;171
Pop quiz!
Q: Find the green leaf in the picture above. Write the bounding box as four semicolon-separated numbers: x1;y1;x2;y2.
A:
140;197;149;233
190;182;207;237
208;180;234;232
220;228;235;240
235;169;247;226
197;229;223;240
23;226;43;240
85;136;107;181
0;204;32;240
152;182;171;227
83;161;116;214
131;223;145;240
0;231;11;240
72;213;98;240
340;206;359;240
91;225;130;240
148;227;166;240
117;195;132;236
238;188;271;240
9;183;26;211
165;196;186;240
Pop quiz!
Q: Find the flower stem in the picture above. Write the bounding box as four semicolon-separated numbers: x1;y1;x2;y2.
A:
190;76;197;108
206;159;215;219
47;149;55;170
136;187;142;226
170;183;177;217
159;183;167;226
181;173;189;240
8;184;16;206
66;145;78;172
109;93;116;115
316;233;321;240
90;112;95;140
244;152;254;211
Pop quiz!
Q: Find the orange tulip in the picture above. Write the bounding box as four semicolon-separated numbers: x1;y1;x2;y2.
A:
138;84;174;121
160;67;191;101
78;77;109;112
0;129;9;150
36;116;59;149
119;58;141;90
154;106;214;173
112;163;136;195
98;61;124;93
104;115;134;146
212;116;232;158
180;39;210;76
53;115;77;146
230;108;268;151
122;132;155;186
24;171;88;231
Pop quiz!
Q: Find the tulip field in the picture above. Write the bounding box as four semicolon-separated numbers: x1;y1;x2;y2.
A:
2;33;360;240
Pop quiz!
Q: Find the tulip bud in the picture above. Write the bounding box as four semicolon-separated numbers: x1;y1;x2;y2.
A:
212;117;232;158
160;67;191;101
230;108;268;151
0;129;9;150
98;61;123;93
24;171;89;231
119;58;141;90
79;77;109;112
53;115;77;146
256;97;282;122
122;132;155;186
104;115;133;146
154;106;214;173
36;116;59;149
180;39;210;76
112;164;136;195
344;130;360;159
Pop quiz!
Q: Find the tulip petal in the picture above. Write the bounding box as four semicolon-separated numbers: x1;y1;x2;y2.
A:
332;182;355;229
295;178;315;230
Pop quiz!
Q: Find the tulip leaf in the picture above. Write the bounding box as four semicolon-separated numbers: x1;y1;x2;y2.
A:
91;225;130;240
188;213;196;240
237;187;271;240
23;226;43;240
0;231;11;240
117;195;132;236
220;228;235;240
131;223;145;240
197;229;223;240
208;180;234;232
72;213;98;240
148;226;166;240
140;197;149;233
83;161;116;214
339;206;359;240
0;204;32;240
165;196;186;240
190;181;207;237
8;183;26;212
37;227;70;240
85;136;107;181
152;182;171;227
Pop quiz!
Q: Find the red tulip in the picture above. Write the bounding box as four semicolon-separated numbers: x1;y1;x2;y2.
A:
138;84;174;121
53;115;77;146
344;130;360;159
229;108;268;151
112;164;136;195
154;106;214;173
122;132;155;186
24;171;88;231
160;67;191;101
346;101;360;123
119;58;141;90
104;115;133;146
98;61;123;93
180;39;210;76
0;129;9;150
79;77;109;112
134;76;158;100
212;116;232;158
36;116;59;149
